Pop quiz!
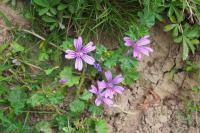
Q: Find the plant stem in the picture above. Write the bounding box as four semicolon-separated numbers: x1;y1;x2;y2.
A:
22;29;64;52
76;68;86;96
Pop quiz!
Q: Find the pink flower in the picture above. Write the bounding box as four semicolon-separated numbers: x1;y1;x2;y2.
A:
65;36;96;71
89;81;113;106
102;71;124;98
124;36;153;60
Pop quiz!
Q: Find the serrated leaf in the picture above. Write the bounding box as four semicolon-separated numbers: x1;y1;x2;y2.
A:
8;88;27;114
79;90;93;101
69;99;86;113
27;93;46;107
95;119;108;133
89;105;103;115
35;121;52;133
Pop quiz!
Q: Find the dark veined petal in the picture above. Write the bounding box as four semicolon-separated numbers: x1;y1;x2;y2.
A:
65;50;76;59
112;74;124;84
137;46;153;56
97;80;107;90
113;86;124;94
123;37;135;46
89;85;98;94
95;97;102;106
74;36;82;50
75;57;83;71
133;47;142;60
103;98;113;106
136;36;151;46
82;42;96;53
81;54;95;65
105;70;112;81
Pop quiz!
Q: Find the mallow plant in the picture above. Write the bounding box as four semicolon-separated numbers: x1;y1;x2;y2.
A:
63;35;153;107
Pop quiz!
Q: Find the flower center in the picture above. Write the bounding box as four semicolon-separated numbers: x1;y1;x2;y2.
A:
76;51;83;57
107;83;114;88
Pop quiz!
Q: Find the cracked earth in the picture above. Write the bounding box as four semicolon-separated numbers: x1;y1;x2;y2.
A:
105;22;200;133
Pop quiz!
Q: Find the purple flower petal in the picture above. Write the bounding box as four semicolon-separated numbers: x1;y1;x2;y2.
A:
59;79;67;84
74;36;82;50
103;98;113;106
81;54;95;65
65;50;76;59
112;74;124;84
113;86;124;94
75;57;83;71
97;80;107;90
82;42;96;53
124;37;135;46
137;46;153;56
136;36;151;46
89;85;98;94
133;48;142;60
104;89;114;98
105;71;112;81
93;63;102;72
95;97;102;106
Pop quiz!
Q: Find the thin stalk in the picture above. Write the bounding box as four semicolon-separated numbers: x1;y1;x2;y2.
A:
76;68;86;97
22;29;64;52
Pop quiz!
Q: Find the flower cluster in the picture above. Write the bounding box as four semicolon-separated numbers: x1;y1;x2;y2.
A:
64;36;153;106
89;70;124;106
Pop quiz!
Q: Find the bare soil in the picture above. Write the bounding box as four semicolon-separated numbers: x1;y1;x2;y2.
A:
105;22;200;133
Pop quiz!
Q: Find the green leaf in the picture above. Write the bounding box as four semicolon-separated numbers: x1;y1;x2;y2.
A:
38;50;49;61
182;37;189;60
60;39;73;49
191;39;199;45
34;0;49;7
79;90;93;101
89;105;103;115
42;16;56;23
172;26;178;37
48;91;64;104
95;119;108;133
27;93;46;107
8;88;27;114
192;0;200;5
12;41;25;53
60;67;80;87
185;37;195;54
69;99;86;113
49;7;57;15
174;36;182;43
50;0;60;6
57;4;68;11
35;121;52;133
38;8;49;16
44;66;59;75
164;24;176;32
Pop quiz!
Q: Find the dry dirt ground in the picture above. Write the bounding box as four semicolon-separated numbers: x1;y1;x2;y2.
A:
105;22;200;133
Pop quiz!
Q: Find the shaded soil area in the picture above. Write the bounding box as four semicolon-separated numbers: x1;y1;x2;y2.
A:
105;22;200;133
